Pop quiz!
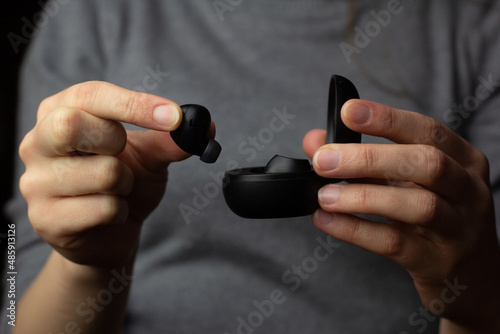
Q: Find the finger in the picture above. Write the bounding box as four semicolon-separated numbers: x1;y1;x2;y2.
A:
302;132;416;188
209;121;216;139
121;130;191;175
313;143;474;202
318;183;457;227
24;155;134;197
34;106;127;157
31;194;129;241
341;100;478;167
38;81;182;131
303;129;326;159
349;177;417;188
312;209;432;270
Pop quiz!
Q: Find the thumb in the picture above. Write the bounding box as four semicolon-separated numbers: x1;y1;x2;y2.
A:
123;130;192;175
303;129;326;159
123;120;218;176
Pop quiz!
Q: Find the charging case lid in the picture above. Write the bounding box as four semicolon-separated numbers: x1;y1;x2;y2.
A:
327;75;360;144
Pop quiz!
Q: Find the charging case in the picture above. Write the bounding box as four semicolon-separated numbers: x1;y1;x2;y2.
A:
222;75;361;219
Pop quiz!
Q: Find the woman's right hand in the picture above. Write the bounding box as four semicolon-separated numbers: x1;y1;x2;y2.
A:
19;81;191;268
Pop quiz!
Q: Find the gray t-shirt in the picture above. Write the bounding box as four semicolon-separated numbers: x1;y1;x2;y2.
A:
3;0;500;333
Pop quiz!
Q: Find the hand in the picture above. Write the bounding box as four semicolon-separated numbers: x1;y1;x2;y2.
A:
303;99;500;332
19;81;194;268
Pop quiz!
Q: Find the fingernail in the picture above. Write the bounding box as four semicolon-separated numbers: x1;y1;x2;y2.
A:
313;149;340;171
153;104;180;130
314;209;334;225
318;186;340;205
346;103;371;125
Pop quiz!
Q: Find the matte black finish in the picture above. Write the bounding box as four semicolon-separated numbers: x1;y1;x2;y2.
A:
223;75;361;219
171;104;221;163
223;168;330;219
327;75;361;144
264;155;312;174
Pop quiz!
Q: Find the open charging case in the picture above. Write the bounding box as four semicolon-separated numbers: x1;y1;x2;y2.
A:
222;75;361;219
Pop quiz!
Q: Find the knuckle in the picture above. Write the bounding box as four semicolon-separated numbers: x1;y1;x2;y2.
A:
425;146;448;184
71;81;102;110
98;196;126;224
120;166;134;194
19;130;35;162
37;97;54;121
50;107;82;151
353;187;370;208
425;118;447;145
38;96;52;111
342;219;363;243
19;173;35;200
472;150;490;181
95;158;123;191
36;221;74;250
358;145;377;170
476;150;489;168
384;105;398;133
418;192;439;224
28;202;51;238
383;227;406;257
115;91;148;124
376;104;399;134
31;222;50;241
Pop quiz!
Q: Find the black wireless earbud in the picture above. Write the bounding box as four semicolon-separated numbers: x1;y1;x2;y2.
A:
171;104;222;163
222;75;361;219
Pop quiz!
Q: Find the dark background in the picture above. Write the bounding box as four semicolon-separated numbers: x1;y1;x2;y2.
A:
1;0;48;302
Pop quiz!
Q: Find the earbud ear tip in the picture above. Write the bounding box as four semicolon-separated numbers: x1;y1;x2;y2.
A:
200;139;222;163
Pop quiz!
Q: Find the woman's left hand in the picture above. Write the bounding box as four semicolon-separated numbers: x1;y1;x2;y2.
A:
303;99;500;333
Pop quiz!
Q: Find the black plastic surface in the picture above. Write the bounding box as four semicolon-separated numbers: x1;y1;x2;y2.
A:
223;170;329;219
223;75;361;219
327;75;361;144
265;155;312;174
201;139;222;163
171;104;221;163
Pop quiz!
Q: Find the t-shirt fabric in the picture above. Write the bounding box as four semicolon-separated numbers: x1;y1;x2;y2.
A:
3;1;500;333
